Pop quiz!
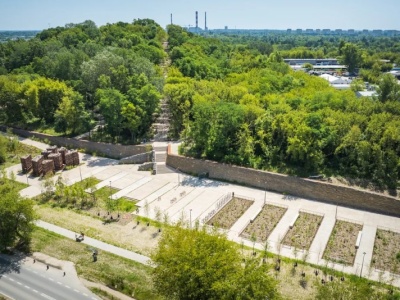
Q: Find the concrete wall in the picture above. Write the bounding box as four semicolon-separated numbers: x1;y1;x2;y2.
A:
166;146;400;218
2;126;150;159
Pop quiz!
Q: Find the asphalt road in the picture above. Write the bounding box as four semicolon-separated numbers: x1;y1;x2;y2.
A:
0;255;98;300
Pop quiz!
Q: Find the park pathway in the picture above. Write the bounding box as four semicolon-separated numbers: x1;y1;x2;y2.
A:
36;221;151;265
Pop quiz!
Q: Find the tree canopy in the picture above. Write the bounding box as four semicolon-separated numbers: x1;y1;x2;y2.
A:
0;172;36;251
151;224;279;300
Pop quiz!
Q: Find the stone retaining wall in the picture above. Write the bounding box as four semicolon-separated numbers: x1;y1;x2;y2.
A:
166;146;400;218
1;126;150;159
119;152;152;164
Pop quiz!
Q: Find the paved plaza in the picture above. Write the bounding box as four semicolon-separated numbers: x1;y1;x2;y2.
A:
6;138;400;287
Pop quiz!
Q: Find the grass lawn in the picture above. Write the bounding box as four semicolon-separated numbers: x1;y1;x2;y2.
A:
31;227;161;300
1;139;42;169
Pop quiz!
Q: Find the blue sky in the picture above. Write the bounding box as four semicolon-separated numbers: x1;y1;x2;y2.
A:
0;0;398;31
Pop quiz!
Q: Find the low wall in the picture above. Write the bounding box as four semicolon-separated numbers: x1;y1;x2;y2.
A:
1;126;150;159
166;147;400;218
119;152;152;164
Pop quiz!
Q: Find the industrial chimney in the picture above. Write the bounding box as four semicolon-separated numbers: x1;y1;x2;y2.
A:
170;13;173;25
196;11;198;28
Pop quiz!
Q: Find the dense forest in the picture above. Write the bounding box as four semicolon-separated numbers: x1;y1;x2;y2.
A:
0;21;399;191
0;19;165;143
165;25;400;191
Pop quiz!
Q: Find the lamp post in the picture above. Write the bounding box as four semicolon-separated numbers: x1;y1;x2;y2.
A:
79;164;83;182
263;188;267;206
109;181;112;214
189;209;192;229
360;252;366;278
26;173;29;185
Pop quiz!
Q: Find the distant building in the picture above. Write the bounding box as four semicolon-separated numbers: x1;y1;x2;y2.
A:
335;29;343;34
284;58;340;66
315;29;321;34
356;91;378;98
305;29;314;34
348;29;355;34
322;29;331;34
296;29;302;34
320;74;352;90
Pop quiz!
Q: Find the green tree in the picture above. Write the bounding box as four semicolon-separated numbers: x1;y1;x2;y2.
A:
54;92;91;135
340;43;362;73
0;175;37;251
377;73;400;103
97;88;126;141
151;224;279;300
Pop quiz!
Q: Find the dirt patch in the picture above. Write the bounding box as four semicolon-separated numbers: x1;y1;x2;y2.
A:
207;197;253;229
282;212;323;250
371;229;400;274
323;220;362;265
240;204;287;242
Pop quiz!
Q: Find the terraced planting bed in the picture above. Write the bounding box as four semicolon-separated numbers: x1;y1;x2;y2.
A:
240;204;287;242
323;220;363;265
371;229;400;274
207;197;253;229
282;212;323;250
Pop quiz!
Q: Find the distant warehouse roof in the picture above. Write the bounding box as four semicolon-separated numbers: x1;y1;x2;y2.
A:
313;65;347;69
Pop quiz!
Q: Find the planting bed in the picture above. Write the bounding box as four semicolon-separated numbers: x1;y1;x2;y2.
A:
240;204;287;242
207;197;253;229
323;220;363;265
282;212;323;250
371;229;400;274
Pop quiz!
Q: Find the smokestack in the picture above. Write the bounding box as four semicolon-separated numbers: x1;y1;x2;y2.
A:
205;12;207;30
196;11;198;28
170;13;173;25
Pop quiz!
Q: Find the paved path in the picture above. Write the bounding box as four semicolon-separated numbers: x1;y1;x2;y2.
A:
36;221;151;266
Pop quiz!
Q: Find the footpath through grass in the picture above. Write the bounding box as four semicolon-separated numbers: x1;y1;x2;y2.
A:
31;227;161;300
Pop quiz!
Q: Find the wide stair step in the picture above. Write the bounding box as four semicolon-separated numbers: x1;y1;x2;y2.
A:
156;164;176;174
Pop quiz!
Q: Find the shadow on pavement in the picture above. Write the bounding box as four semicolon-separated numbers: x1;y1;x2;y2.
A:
181;176;228;188
0;252;25;277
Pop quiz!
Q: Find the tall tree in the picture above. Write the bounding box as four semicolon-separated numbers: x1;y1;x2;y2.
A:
151;224;279;300
377;73;400;103
340;43;362;73
0;175;36;251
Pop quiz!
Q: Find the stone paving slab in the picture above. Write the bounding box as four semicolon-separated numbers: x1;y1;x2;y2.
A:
229;202;263;237
136;182;177;208
308;215;336;264
110;173;144;190
92;167;126;181
166;188;206;220
111;177;153;200
126;177;170;201
20;185;42;198
88;171;129;191
353;225;377;274
268;207;300;247
143;185;195;218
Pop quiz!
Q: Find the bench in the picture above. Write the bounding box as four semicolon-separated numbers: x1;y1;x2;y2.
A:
355;231;362;249
289;213;299;229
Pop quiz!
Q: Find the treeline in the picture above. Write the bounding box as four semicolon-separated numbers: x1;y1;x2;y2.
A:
0;19;166;143
165;26;400;191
